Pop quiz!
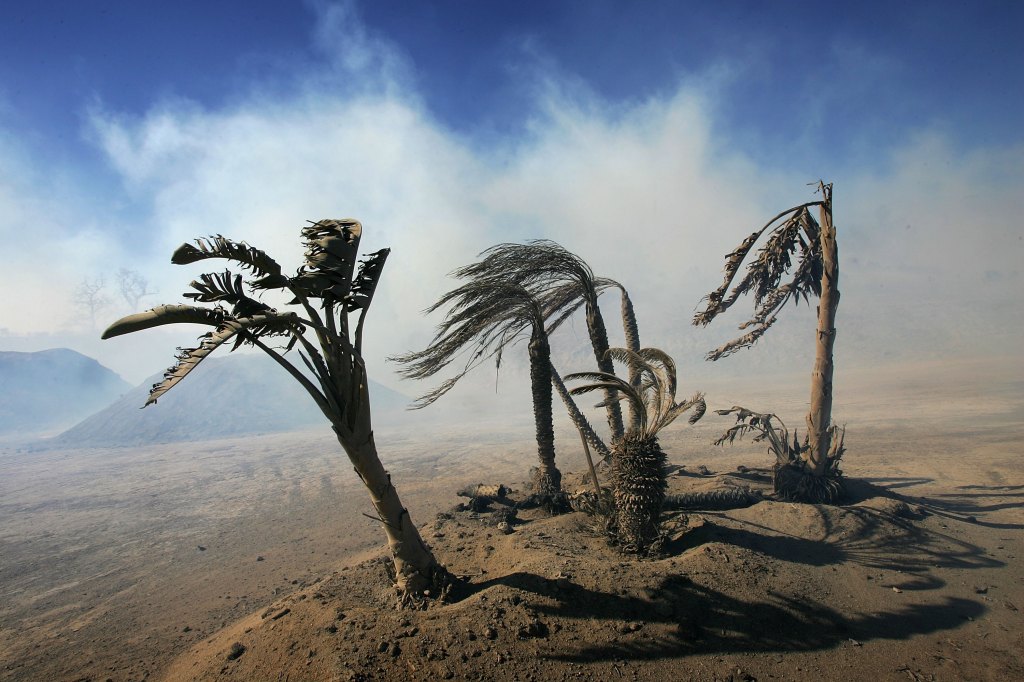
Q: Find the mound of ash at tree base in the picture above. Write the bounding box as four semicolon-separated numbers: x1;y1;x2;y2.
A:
51;352;411;447
158;471;1020;682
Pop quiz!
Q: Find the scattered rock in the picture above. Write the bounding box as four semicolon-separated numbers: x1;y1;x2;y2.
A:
226;642;246;661
974;586;988;594
197;546;207;552
256;556;264;562
270;608;291;621
518;619;549;639
483;626;498;640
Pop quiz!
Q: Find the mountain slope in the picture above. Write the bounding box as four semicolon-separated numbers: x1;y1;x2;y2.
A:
53;352;411;447
0;348;131;435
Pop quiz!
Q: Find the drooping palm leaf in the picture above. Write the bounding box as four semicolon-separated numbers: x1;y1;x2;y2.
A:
145;312;300;405
453;240;628;440
393;280;544;407
171;236;288;289
693;200;823;328
101;304;227;339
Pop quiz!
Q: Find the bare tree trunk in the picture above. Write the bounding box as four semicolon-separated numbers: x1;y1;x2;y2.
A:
806;185;839;475
336;428;442;596
586;297;625;442
550;364;611;461
529;331;562;495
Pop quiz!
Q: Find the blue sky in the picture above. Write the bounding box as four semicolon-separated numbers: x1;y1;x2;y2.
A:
1;0;1022;386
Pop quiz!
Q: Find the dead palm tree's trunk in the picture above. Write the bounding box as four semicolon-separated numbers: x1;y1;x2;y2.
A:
806;185;838;475
585;296;625;442
529;330;561;495
337;428;441;594
550;365;611;461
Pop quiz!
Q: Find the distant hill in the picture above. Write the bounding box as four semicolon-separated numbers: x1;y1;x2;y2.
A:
52;352;412;447
0;348;132;435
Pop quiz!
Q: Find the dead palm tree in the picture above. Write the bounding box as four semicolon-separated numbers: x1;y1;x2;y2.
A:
452;241;640;442
390;280;564;502
101;220;446;599
714;406;844;503
693;182;844;502
567;348;705;554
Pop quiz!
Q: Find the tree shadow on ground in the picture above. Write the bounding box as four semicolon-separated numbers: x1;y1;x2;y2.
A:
463;571;985;663
682;502;1004;576
853;478;1024;530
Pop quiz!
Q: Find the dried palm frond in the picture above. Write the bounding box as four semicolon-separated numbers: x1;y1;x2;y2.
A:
172;235;288;289
452;240;628;441
693;199;825;356
713;405;845;503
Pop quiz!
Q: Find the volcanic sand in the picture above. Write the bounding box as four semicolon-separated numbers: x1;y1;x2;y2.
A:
1;357;1022;681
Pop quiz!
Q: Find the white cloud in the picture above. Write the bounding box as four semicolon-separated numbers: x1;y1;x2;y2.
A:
1;0;1020;396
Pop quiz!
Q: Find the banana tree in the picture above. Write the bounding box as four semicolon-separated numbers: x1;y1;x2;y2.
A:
693;182;844;502
101;220;446;598
567;348;705;554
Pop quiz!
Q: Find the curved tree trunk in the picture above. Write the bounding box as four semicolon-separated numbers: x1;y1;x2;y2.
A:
335;427;443;596
529;330;562;495
586;296;625;442
550;364;611;461
806;185;839;476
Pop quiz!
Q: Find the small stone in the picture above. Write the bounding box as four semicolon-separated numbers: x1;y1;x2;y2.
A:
892;587;903;593
975;586;988;594
483;626;498;640
226;642;246;661
197;545;207;551
256;556;264;561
